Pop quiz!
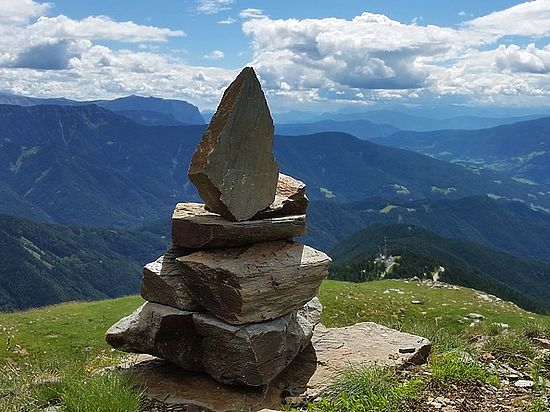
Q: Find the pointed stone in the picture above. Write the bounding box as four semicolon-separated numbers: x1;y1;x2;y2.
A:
140;247;202;311
176;241;331;325
188;67;279;221
105;298;322;386
171;203;306;249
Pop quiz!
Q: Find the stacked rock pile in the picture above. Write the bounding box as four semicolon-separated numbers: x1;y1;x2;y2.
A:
106;67;332;387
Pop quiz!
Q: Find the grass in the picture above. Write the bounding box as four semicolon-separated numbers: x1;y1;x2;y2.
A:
319;279;550;332
0;363;142;412
1;279;550;410
429;349;500;386
484;333;539;368
309;366;423;412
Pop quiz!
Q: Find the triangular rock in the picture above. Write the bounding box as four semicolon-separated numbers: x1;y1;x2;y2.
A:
188;67;279;221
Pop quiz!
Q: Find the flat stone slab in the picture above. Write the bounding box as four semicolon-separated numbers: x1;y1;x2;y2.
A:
140;247;201;311
177;241;331;325
188;67;279;221
106;298;322;387
112;322;431;412
172;203;306;249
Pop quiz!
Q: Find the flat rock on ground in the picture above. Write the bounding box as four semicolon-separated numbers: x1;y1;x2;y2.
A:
188;67;278;221
112;321;432;412
172;203;306;249
176;241;331;325
140;247;201;311
106;298;321;386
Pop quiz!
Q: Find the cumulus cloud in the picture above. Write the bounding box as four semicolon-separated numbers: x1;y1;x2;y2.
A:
0;0;51;25
242;13;462;93
495;43;550;74
0;3;235;109
196;0;234;14
204;50;225;60
3;0;550;111
9;39;82;70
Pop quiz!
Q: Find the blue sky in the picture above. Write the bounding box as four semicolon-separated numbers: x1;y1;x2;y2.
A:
1;0;550;113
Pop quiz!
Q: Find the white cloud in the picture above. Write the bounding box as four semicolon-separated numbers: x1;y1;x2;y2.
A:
458;11;467;17
3;1;550;111
30;15;184;42
204;50;224;60
495;43;550;73
466;0;550;38
239;9;266;19
218;17;236;24
239;5;550;109
243;13;461;93
0;0;52;25
196;0;234;15
0;6;234;109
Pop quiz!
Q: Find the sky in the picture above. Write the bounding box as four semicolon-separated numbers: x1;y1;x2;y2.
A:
2;0;550;113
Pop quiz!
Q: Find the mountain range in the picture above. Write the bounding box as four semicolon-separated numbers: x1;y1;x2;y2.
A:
0;214;168;311
276;119;398;139
1;96;550;312
376;116;550;188
274;109;546;131
306;196;550;264
1;104;543;228
0;93;204;126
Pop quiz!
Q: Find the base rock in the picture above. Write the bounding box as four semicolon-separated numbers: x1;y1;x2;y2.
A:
111;322;431;412
106;298;322;386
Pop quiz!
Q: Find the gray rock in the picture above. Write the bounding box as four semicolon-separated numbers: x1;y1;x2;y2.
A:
108;320;431;411
105;303;203;372
172;203;306;249
253;173;308;219
105;298;321;387
140;247;202;311
176;241;331;325
188;67;279;221
514;379;534;388
274;322;432;398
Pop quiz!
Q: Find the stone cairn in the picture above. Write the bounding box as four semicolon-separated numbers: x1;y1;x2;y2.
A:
106;67;331;387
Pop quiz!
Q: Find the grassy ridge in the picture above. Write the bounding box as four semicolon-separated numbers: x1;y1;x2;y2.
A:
329;224;550;313
1;280;548;364
1;280;549;411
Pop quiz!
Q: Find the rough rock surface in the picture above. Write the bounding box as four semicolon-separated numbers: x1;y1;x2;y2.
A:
253;174;308;219
140;247;201;311
111;321;431;411
106;298;322;386
275;322;432;397
172;203;306;249
177;241;331;325
188;67;278;221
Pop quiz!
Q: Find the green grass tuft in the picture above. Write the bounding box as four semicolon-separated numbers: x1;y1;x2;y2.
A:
310;365;423;412
59;370;142;412
484;333;539;368
429;349;500;387
523;396;549;412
